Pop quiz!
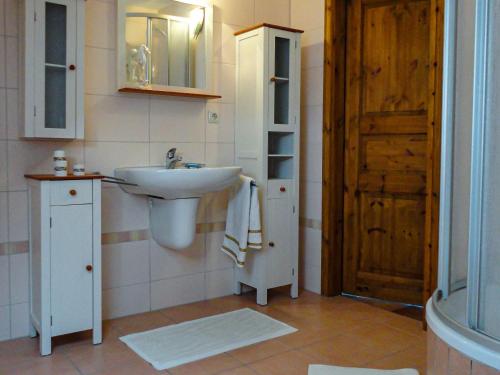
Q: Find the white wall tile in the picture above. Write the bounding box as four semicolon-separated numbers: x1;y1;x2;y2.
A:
84;141;149;177
206;103;235;143
101;187;148;233
291;0;324;31
149;142;206;166
0;256;9;306
301;28;324;69
10;303;29;339
85;95;149;142
85;47;116;95
102;240;150;289
0;305;10;341
150;99;205;143
0;36;5;88
300;227;321;268
0;0;5;36
205;268;234;299
0;193;7;243
150;273;205;310
303;264;321;294
255;0;290;26
0;89;6;139
150;235;205;281
5;37;17;89
300;141;322;183
205;142;234;166
213;0;255;26
7;140;84;191
85;0;116;49
8;191;28;242
9;253;28;304
301;66;323;107
301;104;322;144
213;22;239;64
6;88;18;140
300;182;322;220
0;141;6;190
4;0;17;36
205;231;234;271
213;63;236;104
103;283;150;320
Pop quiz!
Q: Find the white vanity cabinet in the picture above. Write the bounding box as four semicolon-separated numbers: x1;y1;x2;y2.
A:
26;175;103;355
19;0;85;139
234;24;302;305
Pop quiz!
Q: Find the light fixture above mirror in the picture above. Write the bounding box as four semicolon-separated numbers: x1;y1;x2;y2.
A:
117;0;220;99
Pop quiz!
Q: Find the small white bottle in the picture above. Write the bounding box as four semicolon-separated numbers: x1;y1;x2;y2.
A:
73;163;85;176
53;150;67;176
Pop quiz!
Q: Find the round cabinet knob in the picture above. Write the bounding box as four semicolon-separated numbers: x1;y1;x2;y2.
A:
69;189;77;196
86;265;93;272
69;64;76;71
280;186;286;192
269;241;275;247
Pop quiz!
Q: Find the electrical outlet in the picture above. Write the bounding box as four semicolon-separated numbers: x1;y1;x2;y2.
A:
207;111;219;124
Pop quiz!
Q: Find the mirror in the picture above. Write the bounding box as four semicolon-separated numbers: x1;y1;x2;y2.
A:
117;0;213;92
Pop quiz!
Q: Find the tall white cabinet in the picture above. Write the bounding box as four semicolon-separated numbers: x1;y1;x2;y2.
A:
234;24;302;305
19;0;85;139
26;175;103;355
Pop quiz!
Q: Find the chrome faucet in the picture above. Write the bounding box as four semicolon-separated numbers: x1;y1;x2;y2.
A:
166;148;183;169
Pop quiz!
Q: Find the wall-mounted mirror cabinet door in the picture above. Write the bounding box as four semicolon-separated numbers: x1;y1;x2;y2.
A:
268;30;298;131
117;0;214;95
20;0;85;139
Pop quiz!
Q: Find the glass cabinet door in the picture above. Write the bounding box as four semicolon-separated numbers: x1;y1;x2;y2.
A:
268;30;296;131
35;0;77;138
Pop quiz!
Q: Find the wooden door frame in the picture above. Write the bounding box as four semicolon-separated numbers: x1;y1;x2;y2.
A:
321;0;445;306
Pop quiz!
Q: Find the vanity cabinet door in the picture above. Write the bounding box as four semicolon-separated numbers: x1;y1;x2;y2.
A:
50;204;93;336
267;198;293;287
34;0;77;138
267;29;297;132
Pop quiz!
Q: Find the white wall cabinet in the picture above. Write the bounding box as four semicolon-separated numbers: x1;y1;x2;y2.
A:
19;0;85;139
234;24;302;305
27;176;102;355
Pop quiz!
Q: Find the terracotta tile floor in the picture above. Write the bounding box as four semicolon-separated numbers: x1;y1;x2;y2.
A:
0;289;427;375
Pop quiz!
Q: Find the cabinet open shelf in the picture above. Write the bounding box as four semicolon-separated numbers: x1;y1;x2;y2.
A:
268;156;293;179
268;131;294;155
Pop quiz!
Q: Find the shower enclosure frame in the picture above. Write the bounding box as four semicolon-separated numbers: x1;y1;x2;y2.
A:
125;12;191;87
436;0;500;348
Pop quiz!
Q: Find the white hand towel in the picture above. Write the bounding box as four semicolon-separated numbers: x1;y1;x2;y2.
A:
221;175;262;267
308;365;419;375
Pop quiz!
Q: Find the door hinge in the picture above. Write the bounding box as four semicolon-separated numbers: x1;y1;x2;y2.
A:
50;217;52;228
292;268;295;276
294;116;297;124
34;12;37;21
295;40;298;49
50;316;53;326
33;106;37;117
293;205;296;214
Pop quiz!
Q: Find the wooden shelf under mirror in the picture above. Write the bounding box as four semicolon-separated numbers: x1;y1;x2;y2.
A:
119;85;221;100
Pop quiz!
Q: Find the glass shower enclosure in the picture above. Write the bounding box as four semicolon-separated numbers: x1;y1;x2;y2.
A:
436;0;500;344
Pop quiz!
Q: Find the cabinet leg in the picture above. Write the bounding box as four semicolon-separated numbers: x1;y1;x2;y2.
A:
256;288;268;306
93;328;102;345
290;281;299;299
234;280;242;295
40;334;52;356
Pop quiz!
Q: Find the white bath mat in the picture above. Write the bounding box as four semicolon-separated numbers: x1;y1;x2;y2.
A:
120;308;297;370
308;365;419;375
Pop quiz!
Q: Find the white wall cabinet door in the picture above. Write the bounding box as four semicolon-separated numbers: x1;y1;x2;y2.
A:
33;0;77;138
267;29;297;132
50;204;93;336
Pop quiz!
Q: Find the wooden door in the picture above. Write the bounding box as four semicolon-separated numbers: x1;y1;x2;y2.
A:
51;204;93;336
343;0;434;305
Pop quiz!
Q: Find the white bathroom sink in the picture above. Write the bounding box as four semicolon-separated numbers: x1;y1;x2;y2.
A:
114;166;242;199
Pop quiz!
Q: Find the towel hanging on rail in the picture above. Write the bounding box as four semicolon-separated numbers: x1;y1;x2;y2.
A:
221;175;262;267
